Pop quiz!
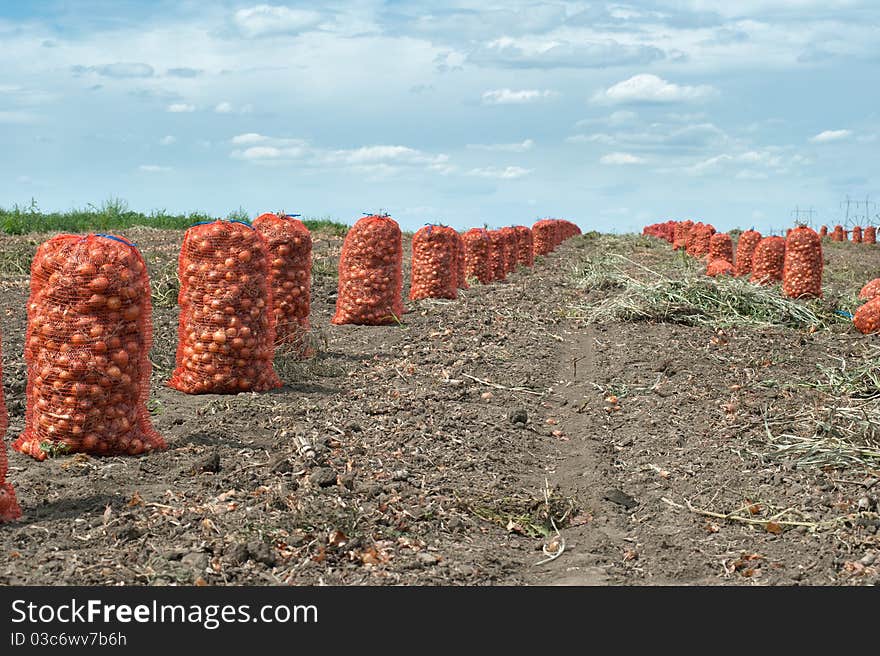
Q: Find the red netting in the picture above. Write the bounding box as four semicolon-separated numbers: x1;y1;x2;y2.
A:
14;234;165;461
706;259;734;277
782;226;823;299
532;220;556;255
673;221;694;250
734;230;762;277
454;231;468;290
865;226;877;244
643;221;676;242
831;225;847;242
854;297;880;334
410;225;458;300
488;230;508;281
463;228;492;284
687;223;715;258
708;233;733;263
500;227;519;275
0;331;21;522
252;213;312;354
513;226;534;267
332;215;404;325
169;221;282;394
858;278;880;301
819;225;828;238
750;236;786;284
852;226;863;243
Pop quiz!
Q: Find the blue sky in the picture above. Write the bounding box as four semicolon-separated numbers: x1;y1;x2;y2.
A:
1;1;879;233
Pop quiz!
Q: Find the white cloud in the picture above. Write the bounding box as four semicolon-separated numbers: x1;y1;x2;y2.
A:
139;164;172;173
215;101;233;113
481;88;557;105
592;74;718;104
600;152;646;165
167;103;196;113
809;129;852;143
237;146;283;160
231;133;268;145
467;139;535;152
467;166;532;179
233;5;323;38
159;135;176;145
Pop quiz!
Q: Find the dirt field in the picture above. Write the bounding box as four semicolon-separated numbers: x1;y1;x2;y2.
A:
1;228;879;585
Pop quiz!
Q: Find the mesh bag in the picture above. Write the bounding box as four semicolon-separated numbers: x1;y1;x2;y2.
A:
708;233;733;263
410;225;458;300
332;215;404;325
750;236;786;285
513;226;534;267
819;225;828;238
706;259;734;277
832;225;847;242
454;231;468;290
687;223;715;258
500;227;519;274
252;213;312;353
463;228;492;284
734;230;762;277
169;220;282;394
854;297;880;334
852;226;863;243
865;226;877;244
488;230;508;281
1;332;21;522
858;278;880;300
14;234;165;460
532;220;556;255
782;226;823;299
673;221;694;250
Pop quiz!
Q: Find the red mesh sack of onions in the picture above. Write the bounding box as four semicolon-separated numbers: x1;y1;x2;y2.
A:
410;225;458;301
169;220;282;394
708;233;733;263
782;226;823;299
513;226;534;267
865;226;877;244
532;220;557;255
500;227;519;274
734;230;762;277
252;213;312;353
332;215;404;325
858;278;880;301
463;228;492;284
453;231;468;290
750;236;786;285
706;259;734;277
673;221;694;250
687;224;715;258
1;332;22;521
854;297;880;334
488;230;508;281
819;225;828;238
852;226;863;243
13;234;165;461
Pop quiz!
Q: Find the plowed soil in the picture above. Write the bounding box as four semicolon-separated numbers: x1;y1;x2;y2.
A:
1;229;878;585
